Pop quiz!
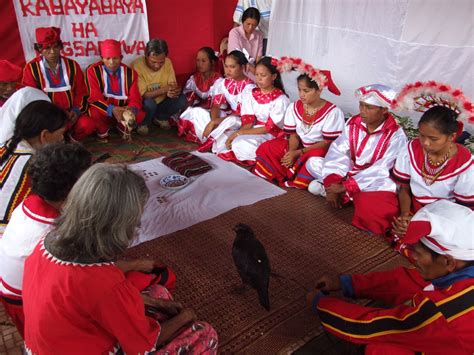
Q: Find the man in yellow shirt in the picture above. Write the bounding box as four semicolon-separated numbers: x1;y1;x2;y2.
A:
131;39;187;133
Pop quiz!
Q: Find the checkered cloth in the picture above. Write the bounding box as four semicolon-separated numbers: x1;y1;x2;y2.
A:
162;151;213;177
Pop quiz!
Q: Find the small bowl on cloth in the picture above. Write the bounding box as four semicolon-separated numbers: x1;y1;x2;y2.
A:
159;174;190;190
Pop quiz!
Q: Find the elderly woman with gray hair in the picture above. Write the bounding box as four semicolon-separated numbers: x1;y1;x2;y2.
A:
22;164;218;354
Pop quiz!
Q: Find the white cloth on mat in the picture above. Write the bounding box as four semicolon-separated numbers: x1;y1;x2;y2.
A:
130;152;285;246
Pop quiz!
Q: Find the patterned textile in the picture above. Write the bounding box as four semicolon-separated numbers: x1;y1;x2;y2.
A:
162;151;213;177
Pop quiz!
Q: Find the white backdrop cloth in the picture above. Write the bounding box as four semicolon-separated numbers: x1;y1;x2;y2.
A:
130;152;285;246
268;0;474;133
13;1;149;69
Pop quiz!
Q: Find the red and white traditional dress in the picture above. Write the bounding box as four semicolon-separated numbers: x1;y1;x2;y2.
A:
322;114;407;235
0;194;58;337
391;139;473;211
23;240;218;354
22;55;87;115
0;141;34;237
178;71;222;142
220;87;290;164
188;77;255;152
316;266;474;355
71;62;145;141
254;99;344;188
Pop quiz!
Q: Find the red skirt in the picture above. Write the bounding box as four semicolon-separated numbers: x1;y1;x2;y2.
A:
352;191;400;236
253;137;327;189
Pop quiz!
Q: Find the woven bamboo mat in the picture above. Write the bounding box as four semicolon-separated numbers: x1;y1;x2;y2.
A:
0;129;406;354
124;187;406;354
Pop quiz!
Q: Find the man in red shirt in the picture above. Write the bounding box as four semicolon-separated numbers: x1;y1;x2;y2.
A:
307;200;474;354
71;39;145;141
22;27;87;127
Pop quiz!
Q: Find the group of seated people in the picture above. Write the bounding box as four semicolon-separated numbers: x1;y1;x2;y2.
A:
0;6;473;353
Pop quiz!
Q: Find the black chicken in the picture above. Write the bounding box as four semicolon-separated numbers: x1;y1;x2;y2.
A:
231;223;271;311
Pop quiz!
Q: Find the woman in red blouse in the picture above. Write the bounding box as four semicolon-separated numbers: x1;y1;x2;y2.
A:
23;164;218;354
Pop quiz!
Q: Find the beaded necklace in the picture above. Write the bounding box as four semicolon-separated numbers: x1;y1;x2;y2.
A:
421;145;452;186
301;102;325;134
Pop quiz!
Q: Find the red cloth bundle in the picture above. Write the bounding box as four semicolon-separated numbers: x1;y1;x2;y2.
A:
162;151;212;177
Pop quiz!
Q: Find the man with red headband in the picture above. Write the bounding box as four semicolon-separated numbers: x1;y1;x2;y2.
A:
0;60;22;107
22;27;87;125
71;39;144;141
306;200;474;354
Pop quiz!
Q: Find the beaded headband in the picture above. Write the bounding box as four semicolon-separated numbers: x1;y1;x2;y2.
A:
392;81;474;125
276;56;341;95
277;56;327;89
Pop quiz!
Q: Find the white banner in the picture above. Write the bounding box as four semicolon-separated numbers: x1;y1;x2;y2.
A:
268;0;474;133
13;0;150;69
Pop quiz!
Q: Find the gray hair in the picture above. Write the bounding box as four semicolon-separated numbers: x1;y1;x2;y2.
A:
146;38;168;57
45;163;149;263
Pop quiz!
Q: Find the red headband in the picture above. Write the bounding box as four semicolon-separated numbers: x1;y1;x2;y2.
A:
101;39;121;58
0;60;22;82
36;27;61;47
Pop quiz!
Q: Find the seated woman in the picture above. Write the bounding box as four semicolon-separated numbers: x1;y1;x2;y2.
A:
253;57;344;189
0;142;92;337
222;56;290;164
228;7;263;81
131;39;187;132
195;50;254;153
320;84;407;236
22;164;218;354
0;96;67;236
390;81;474;238
178;47;222;142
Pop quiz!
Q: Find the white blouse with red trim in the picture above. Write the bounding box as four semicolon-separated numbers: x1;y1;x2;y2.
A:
0;194;59;298
211;77;255;113
392;139;473;208
283;100;345;146
322;114;408;193
240;87;290;128
183;72;221;106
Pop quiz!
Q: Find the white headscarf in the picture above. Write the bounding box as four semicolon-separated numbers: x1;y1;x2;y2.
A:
355;84;397;109
0;87;51;145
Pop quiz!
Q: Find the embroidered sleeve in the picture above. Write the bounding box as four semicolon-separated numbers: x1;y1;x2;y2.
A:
22;61;41;90
211;78;226;107
391;142;411;185
316;292;453;350
183;75;197;104
126;68;143;111
453;161;474;209
240;88;255;125
268;95;290;129
283;102;297;132
321;107;345;141
71;61;87;112
85;65;109;114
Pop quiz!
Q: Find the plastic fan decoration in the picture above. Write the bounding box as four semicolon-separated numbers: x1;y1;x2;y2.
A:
392;81;474;125
276;56;328;89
